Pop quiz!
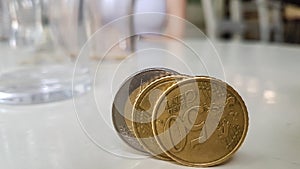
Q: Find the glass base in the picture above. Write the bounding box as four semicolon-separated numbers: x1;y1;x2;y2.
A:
0;65;91;105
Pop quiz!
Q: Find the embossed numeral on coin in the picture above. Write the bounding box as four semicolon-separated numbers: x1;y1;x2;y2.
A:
164;115;187;153
163;105;208;152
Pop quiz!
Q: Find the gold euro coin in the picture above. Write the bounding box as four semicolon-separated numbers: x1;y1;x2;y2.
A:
112;68;178;153
132;75;188;160
152;76;249;167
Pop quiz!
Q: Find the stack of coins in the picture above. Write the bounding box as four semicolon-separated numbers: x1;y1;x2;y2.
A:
112;68;249;167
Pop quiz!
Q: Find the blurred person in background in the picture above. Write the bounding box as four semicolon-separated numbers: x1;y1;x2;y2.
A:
89;0;187;38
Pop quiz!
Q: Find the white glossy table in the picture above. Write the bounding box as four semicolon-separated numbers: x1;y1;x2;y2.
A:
0;40;299;169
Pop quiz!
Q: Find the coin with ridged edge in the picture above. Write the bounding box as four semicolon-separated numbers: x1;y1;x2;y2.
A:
132;75;188;159
152;76;249;167
112;68;179;153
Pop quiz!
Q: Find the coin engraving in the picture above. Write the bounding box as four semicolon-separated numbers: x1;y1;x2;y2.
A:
166;89;197;115
152;77;248;166
132;75;187;159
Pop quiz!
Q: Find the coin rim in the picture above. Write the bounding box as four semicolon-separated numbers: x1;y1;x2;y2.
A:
151;76;249;167
111;68;179;153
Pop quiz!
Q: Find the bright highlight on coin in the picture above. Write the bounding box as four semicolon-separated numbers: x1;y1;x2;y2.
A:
112;68;249;167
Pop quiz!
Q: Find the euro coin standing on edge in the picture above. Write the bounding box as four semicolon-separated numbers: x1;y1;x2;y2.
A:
112;68;179;153
112;68;249;167
152;76;249;167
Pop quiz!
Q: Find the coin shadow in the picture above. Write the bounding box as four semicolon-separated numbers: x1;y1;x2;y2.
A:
129;151;259;168
222;151;259;166
151;151;258;167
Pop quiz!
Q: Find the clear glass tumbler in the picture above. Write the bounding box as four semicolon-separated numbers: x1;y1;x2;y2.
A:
0;0;10;40
8;0;43;48
0;0;91;105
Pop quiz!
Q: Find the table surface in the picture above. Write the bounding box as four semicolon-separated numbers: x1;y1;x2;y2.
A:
0;40;299;169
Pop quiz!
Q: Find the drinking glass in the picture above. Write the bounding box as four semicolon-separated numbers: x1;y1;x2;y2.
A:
8;0;43;48
48;0;132;60
0;0;91;105
0;0;10;40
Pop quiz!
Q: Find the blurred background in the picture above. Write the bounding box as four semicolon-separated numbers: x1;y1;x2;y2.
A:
1;0;300;54
1;0;300;48
185;0;300;43
0;0;300;105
